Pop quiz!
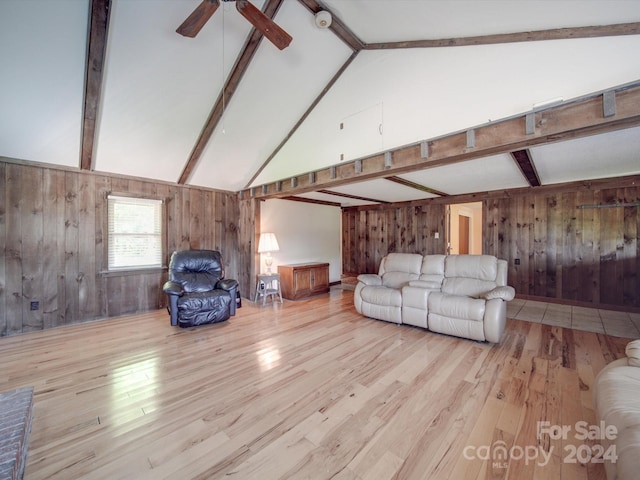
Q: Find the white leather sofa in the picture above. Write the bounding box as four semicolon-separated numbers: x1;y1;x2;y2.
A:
354;253;515;343
593;340;640;480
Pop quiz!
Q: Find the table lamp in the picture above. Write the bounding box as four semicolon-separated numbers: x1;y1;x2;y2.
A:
258;232;279;273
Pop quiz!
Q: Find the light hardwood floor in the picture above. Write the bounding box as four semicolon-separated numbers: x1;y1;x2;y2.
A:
0;288;632;480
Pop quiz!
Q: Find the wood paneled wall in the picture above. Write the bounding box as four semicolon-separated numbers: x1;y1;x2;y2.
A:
237;197;260;304
485;184;640;308
0;161;240;336
342;177;640;309
342;204;447;275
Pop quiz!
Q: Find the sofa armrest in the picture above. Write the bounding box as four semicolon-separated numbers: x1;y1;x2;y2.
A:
163;281;183;296
357;274;382;286
626;340;640;367
481;285;515;301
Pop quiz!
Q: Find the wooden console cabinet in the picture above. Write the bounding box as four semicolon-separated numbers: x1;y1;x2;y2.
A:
278;263;330;300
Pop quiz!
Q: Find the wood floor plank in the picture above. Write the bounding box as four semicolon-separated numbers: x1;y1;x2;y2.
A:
0;288;632;479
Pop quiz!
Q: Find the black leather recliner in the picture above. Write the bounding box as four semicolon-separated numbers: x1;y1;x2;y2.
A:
163;250;239;328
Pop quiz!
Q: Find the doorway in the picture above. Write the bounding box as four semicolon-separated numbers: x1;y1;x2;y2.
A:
447;202;482;255
458;215;470;254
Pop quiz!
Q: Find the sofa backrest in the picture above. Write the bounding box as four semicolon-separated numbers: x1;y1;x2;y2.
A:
419;255;446;287
378;253;423;288
441;255;502;297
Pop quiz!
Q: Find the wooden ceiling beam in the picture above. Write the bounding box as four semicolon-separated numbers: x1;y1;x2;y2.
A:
318;189;390;205
80;0;111;171
385;176;448;197
240;82;640;200
511;149;541;187
178;0;285;184
281;196;341;207
366;22;640;50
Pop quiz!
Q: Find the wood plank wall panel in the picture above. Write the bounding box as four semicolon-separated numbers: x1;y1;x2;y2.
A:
0;163;5;335
237;198;259;303
0;161;240;336
341;204;447;275
5;165;23;336
623;187;639;305
483;185;640;308
21;167;44;332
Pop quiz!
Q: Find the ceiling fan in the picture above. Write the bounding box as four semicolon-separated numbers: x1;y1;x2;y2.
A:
176;0;292;50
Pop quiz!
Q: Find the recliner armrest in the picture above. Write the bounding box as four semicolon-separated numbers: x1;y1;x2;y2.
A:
218;278;239;316
481;285;515;301
357;274;382;286
218;278;239;291
163;281;184;296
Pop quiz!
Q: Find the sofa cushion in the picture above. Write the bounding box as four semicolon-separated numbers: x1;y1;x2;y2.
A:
444;255;498;281
442;277;498;298
177;290;231;326
428;292;486;322
382;272;419;288
377;253;423;288
409;280;442;289
360;285;403;307
379;253;423;276
441;255;499;297
419;255;446;284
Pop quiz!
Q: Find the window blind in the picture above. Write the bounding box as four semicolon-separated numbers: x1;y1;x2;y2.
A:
107;195;163;270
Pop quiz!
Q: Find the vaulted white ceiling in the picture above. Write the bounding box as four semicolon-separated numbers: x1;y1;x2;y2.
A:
1;0;640;207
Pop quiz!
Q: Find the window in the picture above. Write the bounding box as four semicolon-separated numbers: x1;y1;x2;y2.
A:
107;195;163;270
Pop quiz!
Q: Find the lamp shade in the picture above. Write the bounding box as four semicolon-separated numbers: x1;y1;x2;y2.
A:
258;233;279;253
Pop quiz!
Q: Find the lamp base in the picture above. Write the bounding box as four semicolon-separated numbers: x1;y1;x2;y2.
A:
265;253;273;274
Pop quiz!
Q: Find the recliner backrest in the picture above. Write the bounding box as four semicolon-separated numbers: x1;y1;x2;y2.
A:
378;253;423;288
169;250;224;293
442;255;499;297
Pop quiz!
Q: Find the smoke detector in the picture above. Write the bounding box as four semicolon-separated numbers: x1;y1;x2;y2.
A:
315;11;332;29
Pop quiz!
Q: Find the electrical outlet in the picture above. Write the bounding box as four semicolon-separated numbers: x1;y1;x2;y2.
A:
30;301;39;311
434;232;440;239
514;259;520;265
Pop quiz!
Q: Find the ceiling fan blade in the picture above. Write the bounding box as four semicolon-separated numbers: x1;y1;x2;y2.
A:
235;0;292;50
176;0;220;38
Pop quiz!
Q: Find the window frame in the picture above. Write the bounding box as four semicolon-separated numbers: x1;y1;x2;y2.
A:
103;192;168;275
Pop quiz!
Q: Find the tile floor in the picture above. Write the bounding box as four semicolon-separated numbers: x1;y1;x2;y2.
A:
508;298;640;339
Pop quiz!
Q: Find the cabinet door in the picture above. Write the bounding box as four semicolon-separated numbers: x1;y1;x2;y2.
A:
310;266;329;292
293;268;311;296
